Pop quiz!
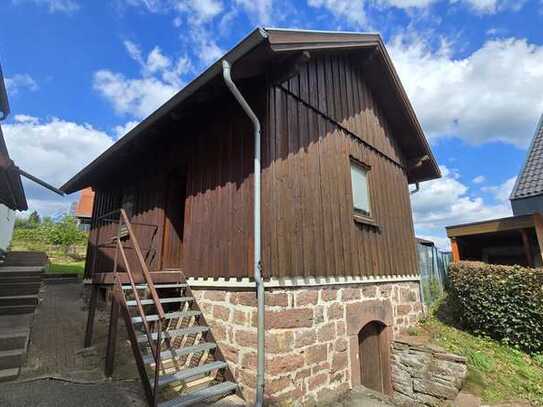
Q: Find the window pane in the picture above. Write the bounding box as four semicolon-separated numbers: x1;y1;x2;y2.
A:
351;162;370;215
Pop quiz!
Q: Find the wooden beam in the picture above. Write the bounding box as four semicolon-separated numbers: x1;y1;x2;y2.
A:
533;213;543;265
520;229;534;267
105;292;120;377
446;215;535;238
83;284;98;347
450;238;461;262
92;271;183;285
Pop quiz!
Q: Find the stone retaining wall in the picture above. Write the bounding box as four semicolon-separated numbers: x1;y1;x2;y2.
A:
391;337;467;406
192;281;423;405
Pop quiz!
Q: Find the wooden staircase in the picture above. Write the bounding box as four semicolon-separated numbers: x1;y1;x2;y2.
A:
103;209;238;407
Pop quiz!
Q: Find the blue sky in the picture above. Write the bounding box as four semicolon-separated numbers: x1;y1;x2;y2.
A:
2;0;543;248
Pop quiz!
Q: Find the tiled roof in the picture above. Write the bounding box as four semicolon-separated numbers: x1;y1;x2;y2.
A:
510;115;543;200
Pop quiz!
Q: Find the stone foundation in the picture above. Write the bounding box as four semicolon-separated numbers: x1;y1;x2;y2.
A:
192;281;423;405
391;337;467;406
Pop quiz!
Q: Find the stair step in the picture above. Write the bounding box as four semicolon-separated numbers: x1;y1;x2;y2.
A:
0;348;25;370
0;305;36;315
0;275;41;283
0;367;20;383
159;381;238;407
0;283;42;296
0;295;39;307
143;342;217;365
0;266;44;274
137;326;209;343
122;283;187;290
0;330;29;351
131;310;201;324
126;297;192;306
157;361;227;387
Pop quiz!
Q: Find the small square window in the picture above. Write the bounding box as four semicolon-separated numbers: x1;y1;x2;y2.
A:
350;160;371;218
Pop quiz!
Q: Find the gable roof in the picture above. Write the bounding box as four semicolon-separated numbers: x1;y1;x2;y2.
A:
510;114;543;200
61;27;440;194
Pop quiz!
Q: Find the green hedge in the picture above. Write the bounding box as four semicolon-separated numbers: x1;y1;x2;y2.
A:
448;261;543;353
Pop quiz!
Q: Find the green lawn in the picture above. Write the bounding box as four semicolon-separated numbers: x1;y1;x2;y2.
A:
48;261;85;276
416;306;543;405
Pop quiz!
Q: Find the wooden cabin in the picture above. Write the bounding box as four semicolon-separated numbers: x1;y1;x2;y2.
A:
61;28;440;406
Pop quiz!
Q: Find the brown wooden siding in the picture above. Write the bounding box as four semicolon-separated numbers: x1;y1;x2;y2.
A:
85;51;418;280
261;53;418;278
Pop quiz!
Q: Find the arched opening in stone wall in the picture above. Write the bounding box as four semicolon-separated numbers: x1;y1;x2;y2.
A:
358;320;391;394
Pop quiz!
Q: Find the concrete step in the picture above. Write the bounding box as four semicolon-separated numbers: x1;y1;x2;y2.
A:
0;275;42;284
0;330;29;351
0;267;44;278
0;348;25;370
0;367;20;383
0;282;42;296
0;295;39;307
0;305;37;315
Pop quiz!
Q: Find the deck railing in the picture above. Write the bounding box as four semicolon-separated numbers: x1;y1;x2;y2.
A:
97;208;164;406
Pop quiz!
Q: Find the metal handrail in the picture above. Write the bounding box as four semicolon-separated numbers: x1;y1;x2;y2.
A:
109;208;163;405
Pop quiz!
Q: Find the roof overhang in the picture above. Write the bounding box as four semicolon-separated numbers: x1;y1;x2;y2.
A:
446;214;537;238
0;126;27;211
61;27;440;194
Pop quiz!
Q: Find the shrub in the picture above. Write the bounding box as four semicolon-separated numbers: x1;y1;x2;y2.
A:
448;261;543;353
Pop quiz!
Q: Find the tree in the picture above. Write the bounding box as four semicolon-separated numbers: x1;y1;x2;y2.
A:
45;215;87;254
28;210;41;226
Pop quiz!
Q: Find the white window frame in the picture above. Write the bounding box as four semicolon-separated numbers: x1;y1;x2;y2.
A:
350;158;372;221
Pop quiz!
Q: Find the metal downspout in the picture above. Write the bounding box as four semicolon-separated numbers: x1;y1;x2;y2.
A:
222;60;264;406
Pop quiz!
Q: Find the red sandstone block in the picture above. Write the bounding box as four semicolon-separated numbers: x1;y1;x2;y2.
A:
219;343;240;364
396;304;412;316
266;331;294;353
266;376;292;394
334;337;348;352
304;343;328;364
294;329;316;348
331;351;348;372
232;292;257;307
321;289;338;302
241;352;257;370
233;309;247;325
307;372;328;391
266;308;314;329
212;304;231;321
326;303;344;320
266;292;289;307
235;329;257;347
295;290;318;306
362;285;377;298
317;322;336;342
204;290;227;302
267;353;305;375
342;288;361;301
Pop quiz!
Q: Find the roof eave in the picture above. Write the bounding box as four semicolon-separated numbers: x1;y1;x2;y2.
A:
61;27;269;194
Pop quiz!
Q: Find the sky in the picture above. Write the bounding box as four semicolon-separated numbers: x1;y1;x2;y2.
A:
2;0;543;250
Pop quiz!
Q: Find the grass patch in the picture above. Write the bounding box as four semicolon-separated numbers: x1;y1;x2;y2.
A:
48;261;85;276
420;301;543;406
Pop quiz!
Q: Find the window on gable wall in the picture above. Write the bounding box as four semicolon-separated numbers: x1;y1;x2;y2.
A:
121;187;136;219
350;159;371;219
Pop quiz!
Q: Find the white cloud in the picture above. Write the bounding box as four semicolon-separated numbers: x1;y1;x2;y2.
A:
12;0;79;13
234;0;273;24
472;175;486;184
482;176;517;202
2;115;113;189
378;0;437;8
94;42;190;119
4;74;38;95
307;0;368;27
451;0;526;14
389;35;543;147
412;166;514;242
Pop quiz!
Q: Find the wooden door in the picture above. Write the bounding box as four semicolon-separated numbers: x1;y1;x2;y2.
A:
359;321;387;393
161;175;186;270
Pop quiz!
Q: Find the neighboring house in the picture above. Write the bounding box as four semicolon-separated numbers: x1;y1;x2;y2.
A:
447;114;543;266
61;28;440;405
0;64;28;256
72;187;94;231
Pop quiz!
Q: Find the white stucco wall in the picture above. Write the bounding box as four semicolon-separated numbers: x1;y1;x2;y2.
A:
0;204;16;252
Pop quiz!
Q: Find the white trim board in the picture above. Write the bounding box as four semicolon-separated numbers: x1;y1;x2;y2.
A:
187;274;420;288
